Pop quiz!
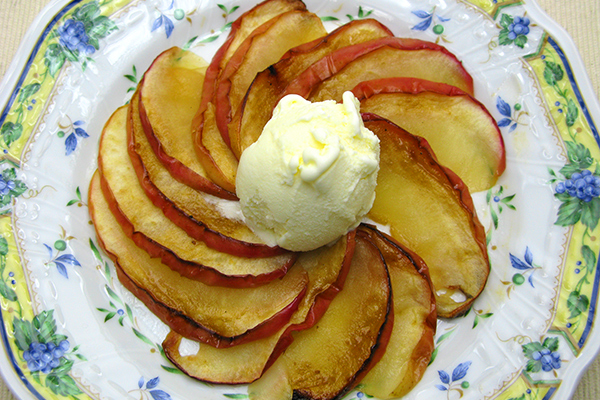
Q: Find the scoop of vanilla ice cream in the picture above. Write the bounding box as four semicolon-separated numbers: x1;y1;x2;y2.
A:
236;92;379;252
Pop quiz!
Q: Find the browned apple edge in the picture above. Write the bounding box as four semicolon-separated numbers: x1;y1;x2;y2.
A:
283;35;474;99
137;76;238;200
97;170;297;288
352;76;506;178
89;203;305;348
128;91;288;259
362;112;489;318
164;231;357;380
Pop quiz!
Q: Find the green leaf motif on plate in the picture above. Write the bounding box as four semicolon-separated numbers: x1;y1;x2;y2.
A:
17;83;41;103
184;3;239;49
543;60;563;86
90;240;179;373
485;185;517;246
0;122;23;149
0;235;17;303
567;291;590;319
542;56;581;139
320;6;373;22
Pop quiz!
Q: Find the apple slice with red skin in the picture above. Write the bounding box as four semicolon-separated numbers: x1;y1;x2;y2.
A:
192;0;309;193
247;234;393;400
194;10;326;192
353;77;505;192
193;101;239;193
357;225;436;399
232;35;474;158
230;18;394;159
213;9;326;147
130;89;287;258
99;106;297;287
363;114;489;318
163;231;355;384
282;36;473;100
197;0;309;127
139;47;236;199
89;170;309;348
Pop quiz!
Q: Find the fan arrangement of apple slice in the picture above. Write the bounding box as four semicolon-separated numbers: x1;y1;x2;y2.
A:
87;0;506;398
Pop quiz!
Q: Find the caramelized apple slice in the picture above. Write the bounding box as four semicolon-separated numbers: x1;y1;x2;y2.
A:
353;77;505;191
192;0;310;192
99;106;296;287
357;225;436;399
193;101;239;193
282;36;473;102
248;235;393;400
198;0;309;122
363;114;489;318
139;47;236;199
130;89;285;258
213;9;326;146
230;18;393;158
163;232;355;384
193;10;327;192
89;171;308;347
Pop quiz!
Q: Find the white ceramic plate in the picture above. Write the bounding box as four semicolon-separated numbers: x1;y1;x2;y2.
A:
1;0;599;399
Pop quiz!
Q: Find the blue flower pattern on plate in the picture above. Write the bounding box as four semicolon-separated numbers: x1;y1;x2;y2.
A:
64;120;89;156
131;376;172;400
523;337;561;373
496;97;523;132
0;168;27;212
43;1;118;76
0;179;15;197
43;236;81;279
507;16;530;41
412;8;451;38
152;0;176;38
436;361;472;397
13;310;86;397
498;14;531;48
509;247;541;287
58;20;95;55
555;169;600;203
24;340;71;374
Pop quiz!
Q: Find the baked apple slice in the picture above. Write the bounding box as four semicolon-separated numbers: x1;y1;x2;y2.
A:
213;9;327;146
364;114;489;318
163;232;355;384
198;0;309;125
353;77;505;192
247;235;393;400
357;225;436;399
130;89;286;258
89;171;308;347
230;18;394;158
282;36;473;102
192;0;310;192
138;47;236;199
193;101;239;193
99;106;297;287
195;10;326;191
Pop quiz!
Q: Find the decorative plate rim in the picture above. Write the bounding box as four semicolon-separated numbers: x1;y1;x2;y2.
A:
0;0;600;399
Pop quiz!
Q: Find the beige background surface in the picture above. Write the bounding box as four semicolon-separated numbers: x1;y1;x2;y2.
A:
0;0;599;399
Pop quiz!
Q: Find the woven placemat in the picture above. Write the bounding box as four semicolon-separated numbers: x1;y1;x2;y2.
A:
0;0;598;399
